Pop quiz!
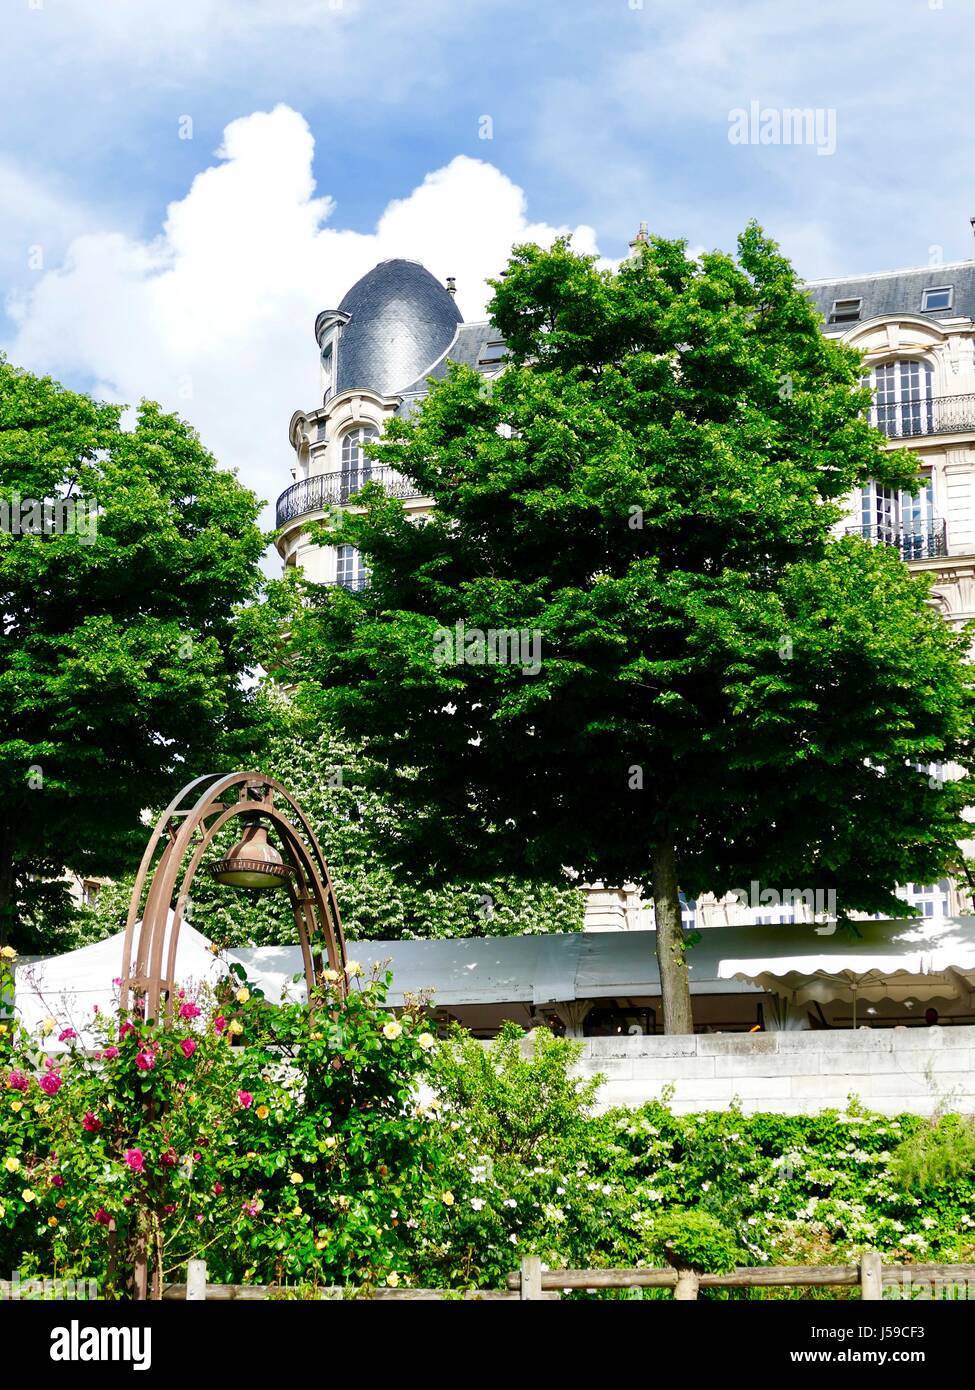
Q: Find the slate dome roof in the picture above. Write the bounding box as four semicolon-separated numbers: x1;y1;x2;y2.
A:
334;259;463;397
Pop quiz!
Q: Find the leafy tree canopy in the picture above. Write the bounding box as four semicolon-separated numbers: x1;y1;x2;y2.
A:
0;359;266;951
271;225;974;1031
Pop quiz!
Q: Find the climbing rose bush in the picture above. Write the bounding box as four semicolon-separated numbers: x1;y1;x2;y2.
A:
0;950;443;1296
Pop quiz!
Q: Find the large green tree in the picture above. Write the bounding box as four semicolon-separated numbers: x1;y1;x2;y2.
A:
278;227;974;1032
0;359;266;950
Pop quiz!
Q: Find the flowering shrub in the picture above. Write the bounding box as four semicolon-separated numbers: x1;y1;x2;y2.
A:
0;950;443;1296
6;942;975;1300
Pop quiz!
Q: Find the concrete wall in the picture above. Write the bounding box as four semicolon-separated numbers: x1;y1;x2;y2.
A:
574;1026;975;1116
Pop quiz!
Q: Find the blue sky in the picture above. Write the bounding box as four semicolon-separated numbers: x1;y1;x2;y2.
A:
2;0;975;521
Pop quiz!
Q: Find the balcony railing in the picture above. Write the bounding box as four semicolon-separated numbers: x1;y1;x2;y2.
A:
869;394;975;440
847;518;948;560
276;468;425;528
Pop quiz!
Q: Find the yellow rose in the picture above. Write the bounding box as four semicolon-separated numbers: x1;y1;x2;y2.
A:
0;945;16;961
227;1019;243;1036
386;1271;400;1287
315;1238;327;1251
417;1032;436;1051
56;1197;66;1209
323;1136;337;1149
235;987;250;1004
256;1105;270;1120
382;1020;403;1041
4;1156;20;1173
289;1172;303;1185
0;1203;5;1219
442;1191;454;1207
10;1101;22;1114
344;960;362;978
47;1216;58;1227
322;969;340;983
0;1024;7;1035
41;1017;57;1037
22;1188;35;1202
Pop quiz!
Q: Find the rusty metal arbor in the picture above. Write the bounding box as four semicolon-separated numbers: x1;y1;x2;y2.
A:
121;772;346;1020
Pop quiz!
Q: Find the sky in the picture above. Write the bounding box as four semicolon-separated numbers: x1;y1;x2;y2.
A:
2;0;975;538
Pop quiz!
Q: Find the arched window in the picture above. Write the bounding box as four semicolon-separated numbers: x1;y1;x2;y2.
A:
340;424;378;501
864;360;934;438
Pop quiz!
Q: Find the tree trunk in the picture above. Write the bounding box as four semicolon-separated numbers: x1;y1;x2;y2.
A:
651;839;694;1035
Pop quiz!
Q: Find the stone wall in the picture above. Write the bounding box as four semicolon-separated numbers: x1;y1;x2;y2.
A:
574;1026;975;1115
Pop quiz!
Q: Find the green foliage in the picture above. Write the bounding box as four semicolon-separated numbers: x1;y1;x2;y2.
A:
890;1113;975;1192
431;1021;601;1163
0;360;267;952
0;948;443;1293
83;693;584;947
647;1208;741;1273
274;227;975;1027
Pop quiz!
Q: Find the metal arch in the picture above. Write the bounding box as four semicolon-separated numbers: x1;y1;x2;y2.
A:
121;772;347;1021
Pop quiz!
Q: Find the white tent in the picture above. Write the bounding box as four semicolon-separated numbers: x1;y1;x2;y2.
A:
714;916;975;1015
12;921;231;1048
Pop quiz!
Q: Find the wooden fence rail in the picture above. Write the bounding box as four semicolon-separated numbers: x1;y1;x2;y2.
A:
150;1255;975;1301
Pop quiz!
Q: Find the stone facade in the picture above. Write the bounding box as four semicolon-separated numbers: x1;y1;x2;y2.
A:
575;1026;975;1116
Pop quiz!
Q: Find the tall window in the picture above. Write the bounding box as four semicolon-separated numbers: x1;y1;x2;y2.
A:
335;544;367;590
865;360;934;438
859;480;934;557
340;424;378;501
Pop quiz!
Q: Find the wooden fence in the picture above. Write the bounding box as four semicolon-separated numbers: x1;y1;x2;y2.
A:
157;1254;975;1301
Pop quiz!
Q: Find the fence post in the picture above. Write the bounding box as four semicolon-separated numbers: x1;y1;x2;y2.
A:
520;1257;542;1301
673;1267;700;1300
186;1259;208;1301
860;1251;883;1301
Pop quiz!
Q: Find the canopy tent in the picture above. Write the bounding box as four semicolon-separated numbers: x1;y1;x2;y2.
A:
11;921;229;1049
12;918;975;1038
714;916;975;1018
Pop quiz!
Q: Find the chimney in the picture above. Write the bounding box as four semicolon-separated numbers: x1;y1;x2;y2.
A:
446;276;457;296
970;216;975;252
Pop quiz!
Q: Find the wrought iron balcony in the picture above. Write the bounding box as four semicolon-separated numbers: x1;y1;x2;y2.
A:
848;517;948;560
276;467;426;528
327;575;370;591
869;394;975;441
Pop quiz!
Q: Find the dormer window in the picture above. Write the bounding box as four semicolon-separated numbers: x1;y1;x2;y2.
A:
478;340;506;365
828;296;862;324
921;285;953;312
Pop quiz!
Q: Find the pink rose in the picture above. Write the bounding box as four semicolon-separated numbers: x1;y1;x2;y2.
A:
112;977;123;987
161;1149;177;1167
163;1203;177;1215
82;1111;102;1133
212;1182;224;1195
119;1022;135;1039
51;1174;64;1189
58;1028;76;1042
195;1213;204;1223
6;1070;30;1092
94;1207;112;1226
180;1038;197;1059
214;1016;227;1035
39;1072;62;1096
242;1200;259;1217
124;1149;145;1173
237;1090;253;1109
102;1046;119;1060
179;1002;201;1020
193;1150;202;1162
135;1050;155;1072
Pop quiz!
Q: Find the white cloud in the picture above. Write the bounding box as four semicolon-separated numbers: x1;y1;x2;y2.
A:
5;105;600;544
